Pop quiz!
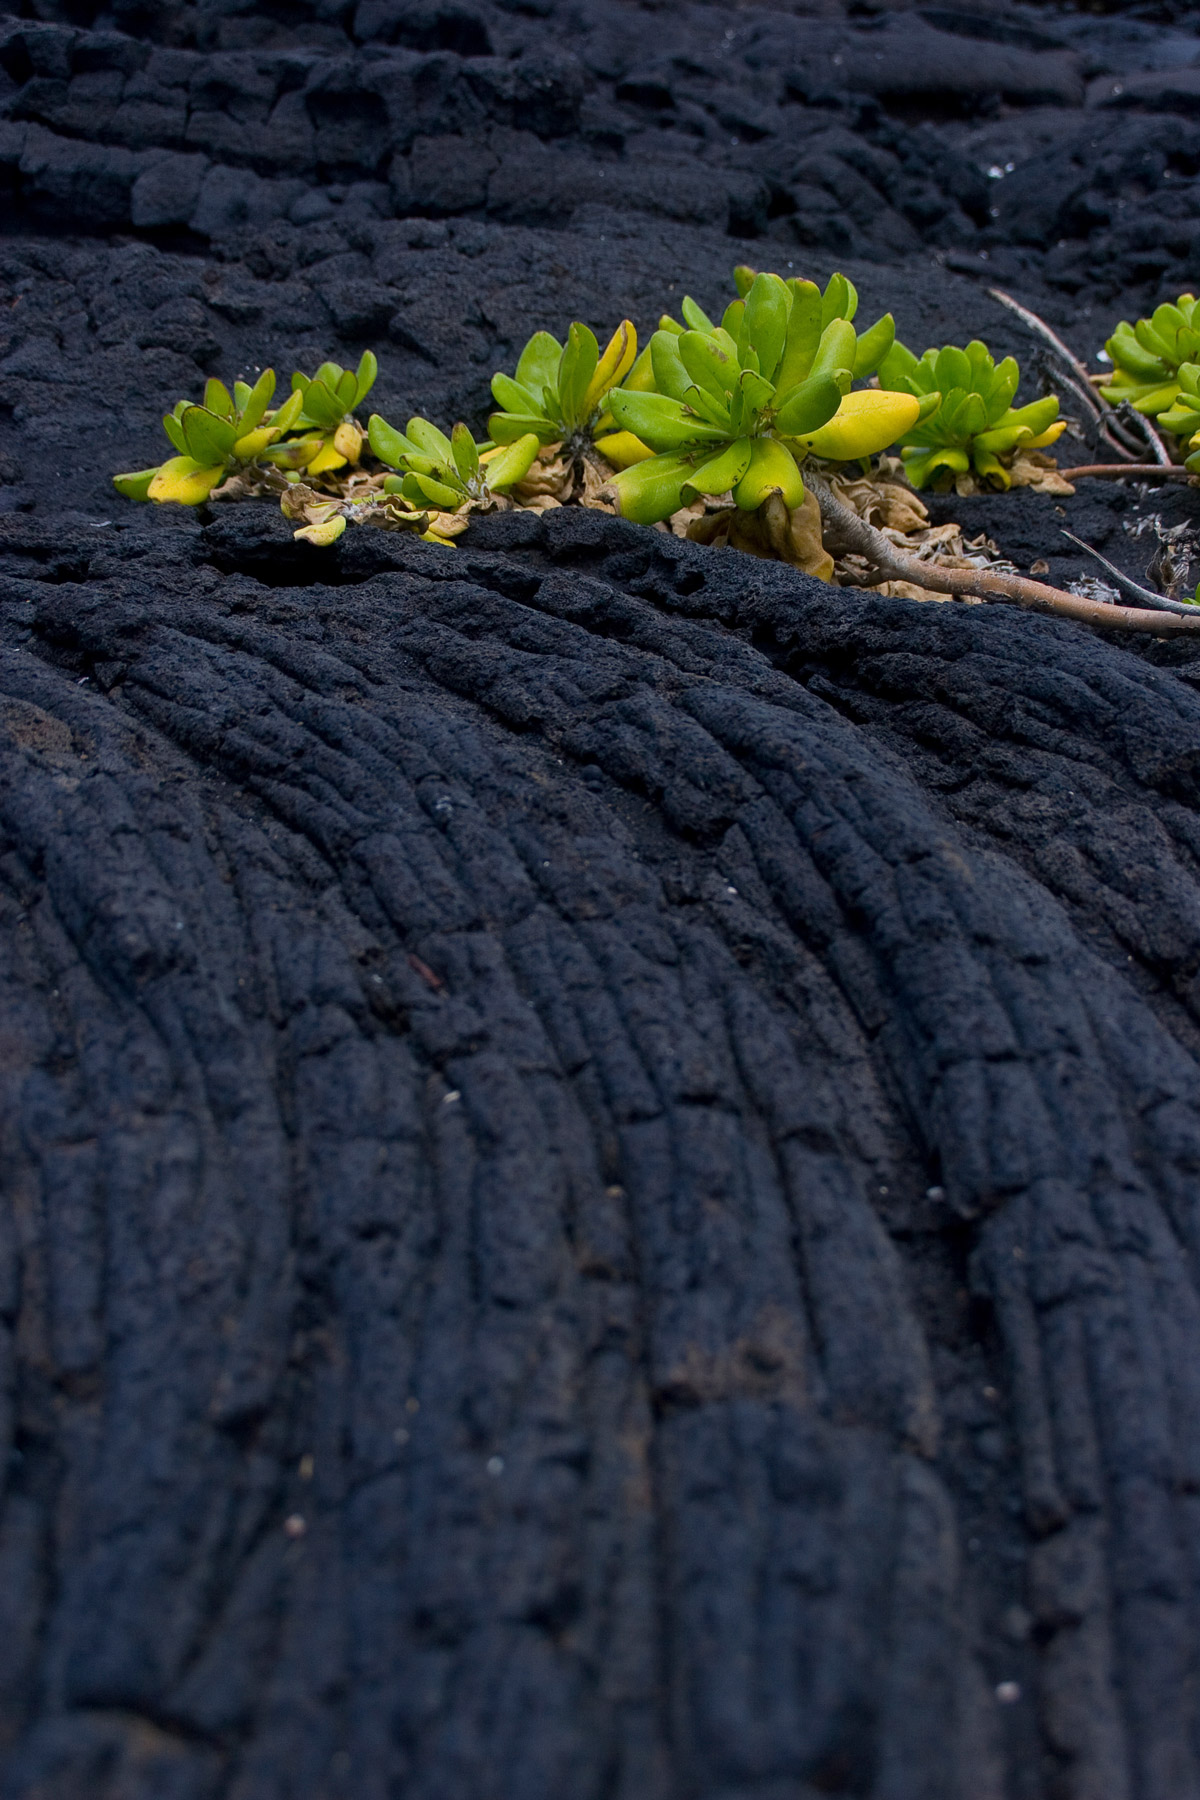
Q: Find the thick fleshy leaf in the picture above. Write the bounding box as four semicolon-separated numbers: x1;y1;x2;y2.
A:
739;369;776;414
593;430;654;469
1025;420;1066;449
773;372;844;437
794;389;922;460
516;331;563;395
582;320;638;418
481;433;540;492
682;437;753;496
180;405;238;464
732;265;756;299
411;472;465;509
204;377;234;419
649;331;697;405
774;279;822;392
607;390;729;452
488;411;560;445
851;313;895;379
681;296;715;333
902;445;971;489
742;272;790;384
406;416;455;465
112;466;160;501
299;379;345;430
808;319;857;384
678;330;738;400
1002;396;1060;437
294;514;347;547
877;340;925;396
306;441;348;475
491;373;545;417
238;368;276;436
147;455;225;504
369;414;418;468
622;343;658;392
451;421;480;483
333;420;364;464
733;437;805;511
933;346;972;394
609;453;693;524
354;350;378;406
232;426;277;460
270;389;304;434
162;413;188;455
821;272;857;327
558;323;600;429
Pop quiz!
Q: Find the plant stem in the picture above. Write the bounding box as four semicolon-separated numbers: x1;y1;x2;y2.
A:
808;475;1200;635
1060;463;1193;482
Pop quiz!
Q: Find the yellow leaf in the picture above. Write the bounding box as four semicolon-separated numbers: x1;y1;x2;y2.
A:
582;320;638;418
333;420;364;464
147;456;226;504
594;430;654;469
306;440;349;475
293;515;347;546
1024;421;1066;450
792;389;921;461
233;426;277;459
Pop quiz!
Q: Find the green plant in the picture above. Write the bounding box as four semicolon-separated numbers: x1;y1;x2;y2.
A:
877;338;1062;489
487;320;638;459
113;368;304;504
1100;295;1200;418
1154;364;1200;473
367;414;541;511
600;270;921;524
274;352;379;475
731;265;898;378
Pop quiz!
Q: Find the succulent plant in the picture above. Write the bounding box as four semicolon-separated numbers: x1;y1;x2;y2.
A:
271;353;379;476
732;265;898;378
367;414;541;512
112;368;305;504
1101;296;1200;418
1154;365;1200;473
877;338;1062;489
488;321;638;459
600;270;921;525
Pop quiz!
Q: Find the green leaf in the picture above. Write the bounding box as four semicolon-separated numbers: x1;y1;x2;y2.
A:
607;390;729;452
732;437;804;511
412;472;465;509
299;379;345;430
678;330;739;400
650;330;695;405
180;405;238;464
112;466;160;501
557;323;600;429
162;413;188;455
773;372;844;437
681;296;716;333
368;413;417;468
739;369;776;414
204;378;234;419
851;313;895;380
732;265;756;299
482;432;540;492
488;411;559;445
238;368;276;437
451;421;480;483
610;453;694;524
516;331;563;397
933;346;972;395
742;272;790;384
406;416;455;466
354;350;378;406
491;372;545;417
821;273;858;328
682;437;753;496
774;279;823;392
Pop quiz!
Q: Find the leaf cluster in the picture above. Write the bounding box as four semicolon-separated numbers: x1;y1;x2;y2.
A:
878;338;1062;489
368;414;541;511
600;269;920;525
1102;295;1200;416
488;321;638;453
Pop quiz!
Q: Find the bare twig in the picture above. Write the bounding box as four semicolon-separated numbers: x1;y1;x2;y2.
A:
808;475;1200;635
988;287;1102;412
1060;463;1193;482
1059;530;1197;614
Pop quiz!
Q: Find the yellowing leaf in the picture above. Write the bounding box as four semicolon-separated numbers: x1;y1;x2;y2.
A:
233;426;277;460
333;420;364;464
147;456;225;504
594;431;654;469
306;441;349;475
293;515;347;546
794;389;920;460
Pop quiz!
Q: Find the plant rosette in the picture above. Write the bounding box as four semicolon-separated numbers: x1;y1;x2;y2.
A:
878;337;1064;492
367;414;541;527
600;270;922;531
262;353;380;480
488;319;641;471
113;368;307;505
1100;295;1200;422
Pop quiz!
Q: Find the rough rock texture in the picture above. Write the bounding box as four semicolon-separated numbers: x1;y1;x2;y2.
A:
4;2;1200;1798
